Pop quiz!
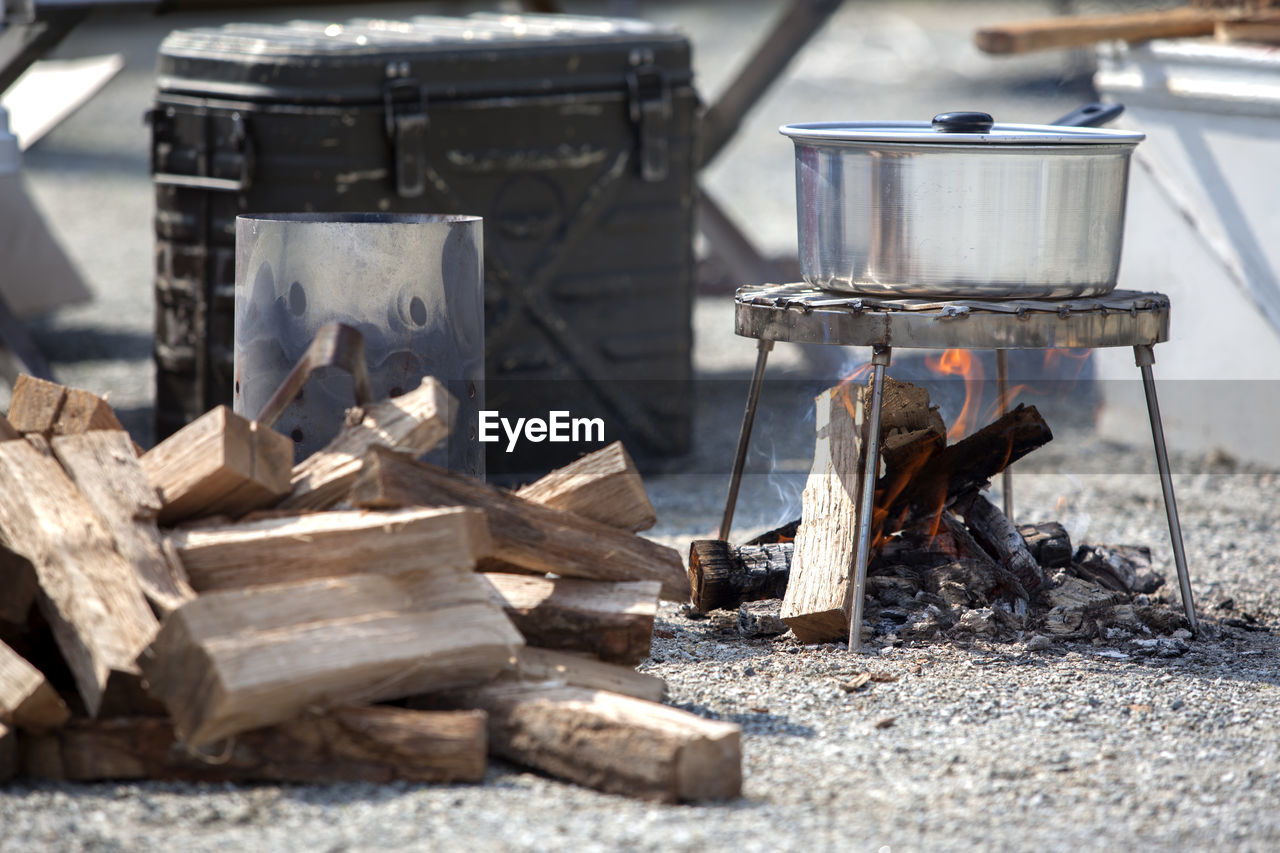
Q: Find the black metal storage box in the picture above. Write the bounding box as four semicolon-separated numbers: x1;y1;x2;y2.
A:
151;13;697;471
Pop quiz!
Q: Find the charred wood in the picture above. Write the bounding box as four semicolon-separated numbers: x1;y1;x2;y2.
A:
1019;521;1073;569
688;540;791;612
955;492;1047;594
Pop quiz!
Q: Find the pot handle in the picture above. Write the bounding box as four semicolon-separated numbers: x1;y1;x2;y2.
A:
931;112;994;133
1050;102;1125;128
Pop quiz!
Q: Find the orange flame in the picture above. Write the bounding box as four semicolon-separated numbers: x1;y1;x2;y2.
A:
835;361;874;420
1044;347;1092;380
925;349;984;441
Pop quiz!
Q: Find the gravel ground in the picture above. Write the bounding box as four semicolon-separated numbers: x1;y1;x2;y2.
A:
7;0;1280;851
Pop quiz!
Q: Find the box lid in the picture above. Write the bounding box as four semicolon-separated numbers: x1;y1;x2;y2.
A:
157;13;692;103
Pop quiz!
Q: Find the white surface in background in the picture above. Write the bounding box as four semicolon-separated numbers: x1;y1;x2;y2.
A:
1095;39;1280;466
1;53;124;149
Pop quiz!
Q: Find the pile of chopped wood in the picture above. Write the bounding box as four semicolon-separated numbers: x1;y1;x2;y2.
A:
689;377;1192;650
0;375;739;803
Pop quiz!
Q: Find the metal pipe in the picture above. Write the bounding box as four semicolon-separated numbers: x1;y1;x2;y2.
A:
699;0;844;168
718;338;774;541
697;190;785;290
996;348;1014;519
849;345;890;652
1135;344;1199;634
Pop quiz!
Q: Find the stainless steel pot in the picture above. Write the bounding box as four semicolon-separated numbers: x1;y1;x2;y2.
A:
781;109;1145;298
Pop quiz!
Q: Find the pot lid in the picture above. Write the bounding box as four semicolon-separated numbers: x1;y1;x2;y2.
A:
780;111;1145;145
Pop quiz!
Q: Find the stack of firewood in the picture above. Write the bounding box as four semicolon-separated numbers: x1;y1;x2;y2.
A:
0;375;740;803
689;377;1190;647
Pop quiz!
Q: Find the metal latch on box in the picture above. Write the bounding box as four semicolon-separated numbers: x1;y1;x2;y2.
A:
148;106;255;194
384;76;427;198
627;64;672;183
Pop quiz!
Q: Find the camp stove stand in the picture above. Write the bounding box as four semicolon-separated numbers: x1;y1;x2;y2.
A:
719;284;1198;652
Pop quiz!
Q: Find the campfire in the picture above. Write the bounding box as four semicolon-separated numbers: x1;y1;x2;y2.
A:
690;368;1194;653
0;374;738;802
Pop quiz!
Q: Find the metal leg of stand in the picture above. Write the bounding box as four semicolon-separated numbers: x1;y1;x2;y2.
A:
718;338;774;542
1135;344;1198;635
850;345;891;653
996;349;1013;520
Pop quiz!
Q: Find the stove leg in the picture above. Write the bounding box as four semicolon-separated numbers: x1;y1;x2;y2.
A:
850;345;891;653
1135;344;1199;635
996;349;1014;520
718;338;774;542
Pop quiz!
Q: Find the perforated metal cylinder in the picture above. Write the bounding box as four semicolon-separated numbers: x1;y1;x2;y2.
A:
233;212;484;476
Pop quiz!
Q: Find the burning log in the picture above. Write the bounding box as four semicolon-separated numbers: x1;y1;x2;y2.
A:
0;639;69;732
51;431;196;615
881;404;1053;533
280;377;456;511
170;507;492;592
780;382;868;644
0;437;159;717
954;492;1047;594
514;441;656;533
138;570;523;747
688;540;790;612
141;406;295;524
19;707;488;784
348;446;688;600
481;574;659;666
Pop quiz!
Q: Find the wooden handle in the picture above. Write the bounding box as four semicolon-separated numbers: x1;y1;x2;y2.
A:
975;7;1221;55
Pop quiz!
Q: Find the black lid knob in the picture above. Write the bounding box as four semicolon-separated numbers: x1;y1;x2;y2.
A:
931;112;994;133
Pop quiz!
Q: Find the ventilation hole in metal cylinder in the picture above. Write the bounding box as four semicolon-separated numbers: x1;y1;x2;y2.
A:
234;380;240;395
290;427;304;444
467;381;477;399
289;281;307;316
409;296;428;326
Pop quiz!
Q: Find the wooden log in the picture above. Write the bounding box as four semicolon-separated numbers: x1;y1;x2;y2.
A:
349;446;688;601
50;431;195;615
171;507;492;592
0;413;17;442
1217;17;1280;44
0;722;13;782
0;547;37;624
141;406;294;525
780;383;866;644
19;707;487;784
481;574;658;665
509;647;665;703
883;404;1052;534
5;375;124;437
5;374;65;435
975;8;1221;55
0;639;70;732
955;492;1046;594
139;571;522;747
0;439;159;717
54;388;125;435
436;684;741;803
280;377;456;511
874;377;946;440
515;441;656;532
688;539;790;612
1019;521;1073;570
